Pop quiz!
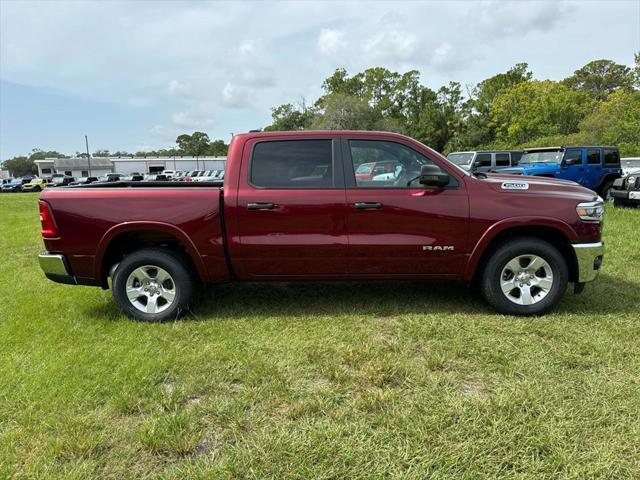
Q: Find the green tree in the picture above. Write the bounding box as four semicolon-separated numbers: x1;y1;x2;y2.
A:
175;132;210;156
207;139;229;156
1;156;34;176
578;89;640;156
93;149;111;157
491;80;595;146
563;59;634;100
264;102;314;131
311;93;373;130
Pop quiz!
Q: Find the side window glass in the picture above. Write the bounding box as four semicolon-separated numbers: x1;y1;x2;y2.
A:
251;140;333;188
350;140;435;188
563;149;582;165
495;153;510;166
587;149;601;165
475;153;491;167
604;149;620;166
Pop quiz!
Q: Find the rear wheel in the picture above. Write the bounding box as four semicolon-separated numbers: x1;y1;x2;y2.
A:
112;248;195;322
481;238;568;316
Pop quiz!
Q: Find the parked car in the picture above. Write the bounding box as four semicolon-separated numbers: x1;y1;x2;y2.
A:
96;173;122;183
38;131;605;322
610;164;640;207
69;177;99;186
355;161;398;182
1;177;29;192
192;170;223;182
495;146;622;200
621;157;640;175
183;170;203;182
447;150;522;173
48;176;75;187
161;170;178;179
143;174;168;181
121;174;144;181
21;178;47;192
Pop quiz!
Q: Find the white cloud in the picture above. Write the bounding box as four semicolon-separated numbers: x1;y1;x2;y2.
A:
363;28;418;63
318;28;346;56
221;82;254;109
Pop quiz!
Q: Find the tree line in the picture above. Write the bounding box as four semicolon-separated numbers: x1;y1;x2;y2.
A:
2;56;638;178
264;56;640;157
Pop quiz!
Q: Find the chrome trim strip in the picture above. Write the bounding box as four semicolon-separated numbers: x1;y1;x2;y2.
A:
38;253;71;276
572;242;604;283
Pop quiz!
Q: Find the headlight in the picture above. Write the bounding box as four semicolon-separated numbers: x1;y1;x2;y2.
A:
628;176;636;188
576;200;605;222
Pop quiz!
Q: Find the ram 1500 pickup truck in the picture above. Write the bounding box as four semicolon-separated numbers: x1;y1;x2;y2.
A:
38;131;605;321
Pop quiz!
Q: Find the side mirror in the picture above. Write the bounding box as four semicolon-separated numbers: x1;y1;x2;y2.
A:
564;158;579;166
419;164;450;188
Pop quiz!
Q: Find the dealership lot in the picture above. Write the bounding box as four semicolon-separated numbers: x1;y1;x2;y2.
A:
1;193;639;478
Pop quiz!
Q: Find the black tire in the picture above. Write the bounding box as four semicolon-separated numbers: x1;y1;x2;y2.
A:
598;180;614;203
111;247;195;322
480;237;568;316
34;186;41;192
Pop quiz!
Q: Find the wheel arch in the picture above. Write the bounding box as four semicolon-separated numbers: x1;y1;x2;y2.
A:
95;222;207;288
464;219;579;284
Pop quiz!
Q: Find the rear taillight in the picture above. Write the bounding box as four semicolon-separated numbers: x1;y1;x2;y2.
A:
39;200;58;238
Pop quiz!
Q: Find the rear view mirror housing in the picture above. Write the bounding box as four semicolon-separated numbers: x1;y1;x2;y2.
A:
419;165;450;188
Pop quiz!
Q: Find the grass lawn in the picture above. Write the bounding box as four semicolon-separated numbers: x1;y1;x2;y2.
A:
1;192;639;479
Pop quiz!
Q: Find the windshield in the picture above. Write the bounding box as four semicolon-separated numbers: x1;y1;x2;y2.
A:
52;177;66;184
447;152;475;166
623;159;640;169
520;151;562;164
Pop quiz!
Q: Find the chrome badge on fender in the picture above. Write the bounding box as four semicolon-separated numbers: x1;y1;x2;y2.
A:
501;182;529;190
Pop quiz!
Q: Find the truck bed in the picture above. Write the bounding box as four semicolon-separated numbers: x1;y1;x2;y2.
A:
40;185;229;285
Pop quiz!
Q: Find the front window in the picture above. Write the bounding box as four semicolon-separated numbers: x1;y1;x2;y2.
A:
349;140;437;188
520;151;563;164
604;149;620;166
447;152;475;166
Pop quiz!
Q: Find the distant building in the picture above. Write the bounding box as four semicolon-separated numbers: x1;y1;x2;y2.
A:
34;156;226;178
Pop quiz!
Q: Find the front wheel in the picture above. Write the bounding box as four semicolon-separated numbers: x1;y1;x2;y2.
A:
481;238;568;316
112;248;195;322
599;180;614;203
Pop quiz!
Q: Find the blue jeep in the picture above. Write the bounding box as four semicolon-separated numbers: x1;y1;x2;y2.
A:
496;146;622;199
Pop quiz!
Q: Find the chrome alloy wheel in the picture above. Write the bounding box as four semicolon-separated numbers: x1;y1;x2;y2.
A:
500;254;554;306
125;265;176;314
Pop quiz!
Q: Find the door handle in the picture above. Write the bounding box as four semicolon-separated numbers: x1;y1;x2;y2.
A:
354;202;383;210
247;203;275;210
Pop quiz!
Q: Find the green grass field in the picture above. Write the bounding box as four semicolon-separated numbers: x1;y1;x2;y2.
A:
1;193;639;479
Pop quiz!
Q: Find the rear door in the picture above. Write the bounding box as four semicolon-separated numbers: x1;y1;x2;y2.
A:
231;136;349;278
584;148;602;189
343;137;469;277
495;152;511;170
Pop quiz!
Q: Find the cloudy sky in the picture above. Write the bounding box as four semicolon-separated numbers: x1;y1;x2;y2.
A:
1;0;638;158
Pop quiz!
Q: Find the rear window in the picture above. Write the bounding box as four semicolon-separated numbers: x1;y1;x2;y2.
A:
604;149;620;166
251;140;333;188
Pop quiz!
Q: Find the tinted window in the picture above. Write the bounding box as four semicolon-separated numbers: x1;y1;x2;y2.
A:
604;149;620;166
349;140;435;188
64;170;72;176
563;149;582;165
587;149;601;165
475;153;491;167
510;152;523;164
495;153;510;166
251;140;333;188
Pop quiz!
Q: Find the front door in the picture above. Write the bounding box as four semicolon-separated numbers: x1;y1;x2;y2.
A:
557;148;585;184
343;138;469;277
231;136;349;278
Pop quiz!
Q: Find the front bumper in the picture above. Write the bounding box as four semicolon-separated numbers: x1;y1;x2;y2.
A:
611;189;640;201
38;252;98;286
572;242;604;283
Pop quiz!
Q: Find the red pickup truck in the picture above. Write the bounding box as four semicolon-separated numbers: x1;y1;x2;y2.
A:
38;131;605;321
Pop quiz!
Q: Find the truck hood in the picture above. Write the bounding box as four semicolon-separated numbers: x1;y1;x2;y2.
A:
477;173;598;202
496;163;559;175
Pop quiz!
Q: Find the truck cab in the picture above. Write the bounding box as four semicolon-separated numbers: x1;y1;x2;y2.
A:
447;150;522;173
496;146;622;199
